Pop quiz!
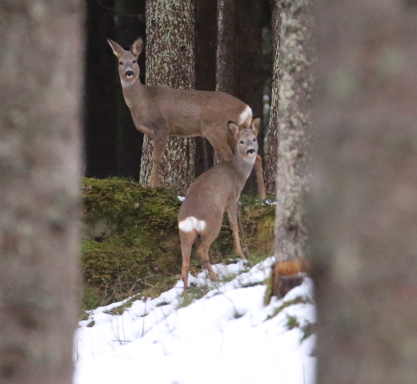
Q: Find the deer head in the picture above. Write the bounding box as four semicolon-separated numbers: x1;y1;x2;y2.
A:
107;37;143;86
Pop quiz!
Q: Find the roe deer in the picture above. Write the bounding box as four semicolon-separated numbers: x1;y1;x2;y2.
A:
107;37;266;199
178;118;260;291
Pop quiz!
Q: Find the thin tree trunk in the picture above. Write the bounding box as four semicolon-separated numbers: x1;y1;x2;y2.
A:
140;0;196;194
271;0;312;298
114;0;146;179
236;0;264;194
216;0;237;95
264;0;281;195
312;1;417;382
194;0;217;176
84;0;117;178
0;2;83;384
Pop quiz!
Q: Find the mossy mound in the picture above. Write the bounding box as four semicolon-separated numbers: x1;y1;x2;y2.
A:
80;178;275;310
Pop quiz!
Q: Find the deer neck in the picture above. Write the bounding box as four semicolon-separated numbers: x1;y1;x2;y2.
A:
120;77;143;109
232;153;256;181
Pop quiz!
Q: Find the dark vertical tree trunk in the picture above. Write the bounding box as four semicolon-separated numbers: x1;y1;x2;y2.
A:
0;2;83;384
236;0;264;194
84;0;117;178
216;0;237;95
312;1;417;382
114;0;146;179
194;0;217;176
264;0;281;195
235;0;263;145
216;0;264;191
140;0;196;194
270;0;312;299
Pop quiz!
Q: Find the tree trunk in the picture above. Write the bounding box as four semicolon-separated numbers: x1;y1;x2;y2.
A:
84;0;117;178
271;0;312;299
114;0;146;179
236;0;264;194
312;1;417;382
140;0;196;194
216;0;237;96
194;0;217;176
264;0;281;195
0;2;83;384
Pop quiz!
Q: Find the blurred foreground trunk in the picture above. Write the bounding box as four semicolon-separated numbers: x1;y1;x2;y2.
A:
0;2;83;383
312;1;417;382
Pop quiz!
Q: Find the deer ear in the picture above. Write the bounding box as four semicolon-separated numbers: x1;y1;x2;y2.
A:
228;121;240;139
250;118;261;136
107;39;124;59
131;37;143;57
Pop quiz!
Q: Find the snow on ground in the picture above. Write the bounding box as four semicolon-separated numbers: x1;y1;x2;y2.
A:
74;257;316;384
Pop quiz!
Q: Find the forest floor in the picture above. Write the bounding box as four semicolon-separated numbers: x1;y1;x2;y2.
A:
74;257;316;384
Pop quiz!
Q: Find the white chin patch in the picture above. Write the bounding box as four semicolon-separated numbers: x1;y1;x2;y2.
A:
121;79;135;88
244;153;257;164
126;74;133;79
179;216;206;232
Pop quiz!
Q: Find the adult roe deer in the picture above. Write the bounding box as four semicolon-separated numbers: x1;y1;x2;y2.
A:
178;118;261;291
107;37;266;199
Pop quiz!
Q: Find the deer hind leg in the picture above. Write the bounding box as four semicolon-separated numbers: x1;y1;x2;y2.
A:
197;235;218;282
254;154;266;200
205;132;234;163
180;230;197;292
149;132;168;187
227;201;246;259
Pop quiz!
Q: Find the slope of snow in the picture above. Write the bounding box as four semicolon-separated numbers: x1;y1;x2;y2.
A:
74;257;316;384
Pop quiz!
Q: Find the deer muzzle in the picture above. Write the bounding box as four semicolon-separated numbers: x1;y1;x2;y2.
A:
247;148;256;155
125;70;134;79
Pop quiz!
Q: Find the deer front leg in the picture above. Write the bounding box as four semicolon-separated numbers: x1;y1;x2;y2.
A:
227;201;246;259
148;132;168;187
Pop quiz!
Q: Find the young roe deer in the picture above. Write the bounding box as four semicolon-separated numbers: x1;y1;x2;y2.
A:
107;37;266;200
178;118;260;291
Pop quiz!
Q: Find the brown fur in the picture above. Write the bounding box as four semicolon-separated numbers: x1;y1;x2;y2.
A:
178;120;261;291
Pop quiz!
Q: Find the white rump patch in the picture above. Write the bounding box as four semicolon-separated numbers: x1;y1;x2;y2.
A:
179;216;206;232
238;106;252;125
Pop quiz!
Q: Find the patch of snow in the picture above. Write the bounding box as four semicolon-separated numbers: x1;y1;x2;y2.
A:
74;257;316;384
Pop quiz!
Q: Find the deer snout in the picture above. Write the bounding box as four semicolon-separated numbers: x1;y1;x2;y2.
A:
247;148;256;155
125;70;134;78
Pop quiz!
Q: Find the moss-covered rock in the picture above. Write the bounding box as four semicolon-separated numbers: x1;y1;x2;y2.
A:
80;178;275;310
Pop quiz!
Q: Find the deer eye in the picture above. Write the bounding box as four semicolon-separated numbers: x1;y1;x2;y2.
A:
240;140;244;144
253;138;257;142
119;61;124;65
132;60;136;64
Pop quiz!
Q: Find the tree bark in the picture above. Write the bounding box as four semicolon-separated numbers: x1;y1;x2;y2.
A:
0;2;83;384
140;0;196;194
272;0;312;298
312;1;417;382
264;0;281;195
84;0;117;178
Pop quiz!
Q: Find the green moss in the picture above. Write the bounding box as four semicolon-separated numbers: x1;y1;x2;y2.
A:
80;178;275;310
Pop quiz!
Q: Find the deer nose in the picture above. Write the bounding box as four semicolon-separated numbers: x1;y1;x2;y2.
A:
125;70;134;78
247;148;255;155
